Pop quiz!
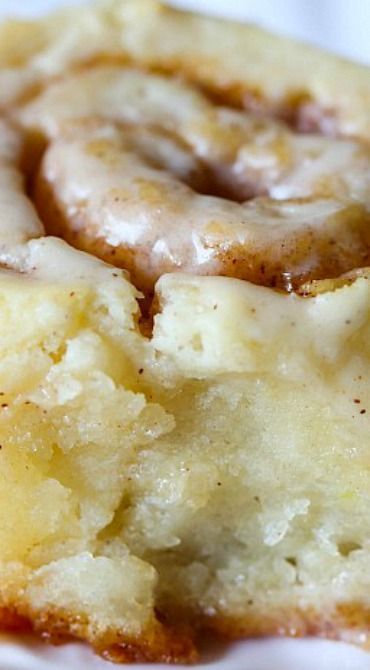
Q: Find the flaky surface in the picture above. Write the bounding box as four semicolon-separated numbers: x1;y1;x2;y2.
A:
0;0;370;665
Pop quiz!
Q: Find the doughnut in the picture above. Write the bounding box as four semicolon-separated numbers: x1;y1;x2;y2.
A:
1;0;370;665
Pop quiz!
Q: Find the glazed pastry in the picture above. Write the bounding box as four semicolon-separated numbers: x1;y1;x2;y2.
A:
0;1;370;664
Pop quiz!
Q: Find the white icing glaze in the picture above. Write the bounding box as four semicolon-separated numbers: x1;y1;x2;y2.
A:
18;66;370;202
0;119;43;249
37;121;370;291
2;3;370;296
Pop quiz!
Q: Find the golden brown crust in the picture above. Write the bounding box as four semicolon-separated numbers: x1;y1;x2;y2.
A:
3;601;370;663
0;605;198;664
205;603;370;647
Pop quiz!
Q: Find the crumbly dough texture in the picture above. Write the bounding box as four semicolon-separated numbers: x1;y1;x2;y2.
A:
0;0;370;664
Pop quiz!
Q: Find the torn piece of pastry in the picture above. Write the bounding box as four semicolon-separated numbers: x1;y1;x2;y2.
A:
1;0;370;665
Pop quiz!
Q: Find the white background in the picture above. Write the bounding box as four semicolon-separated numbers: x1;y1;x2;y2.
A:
1;0;370;668
2;0;370;64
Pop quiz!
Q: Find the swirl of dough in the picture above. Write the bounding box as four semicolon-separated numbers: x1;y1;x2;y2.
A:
20;66;370;291
34;122;370;293
18;66;370;202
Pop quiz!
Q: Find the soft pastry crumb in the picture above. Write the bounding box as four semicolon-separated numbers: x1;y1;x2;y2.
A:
0;238;194;661
1;243;370;660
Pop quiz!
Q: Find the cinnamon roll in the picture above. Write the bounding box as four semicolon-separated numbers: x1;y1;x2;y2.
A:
0;1;370;665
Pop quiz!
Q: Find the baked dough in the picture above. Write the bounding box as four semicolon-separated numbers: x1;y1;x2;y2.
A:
0;0;370;664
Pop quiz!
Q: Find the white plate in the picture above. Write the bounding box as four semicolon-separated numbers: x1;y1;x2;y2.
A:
1;1;370;668
0;634;370;670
